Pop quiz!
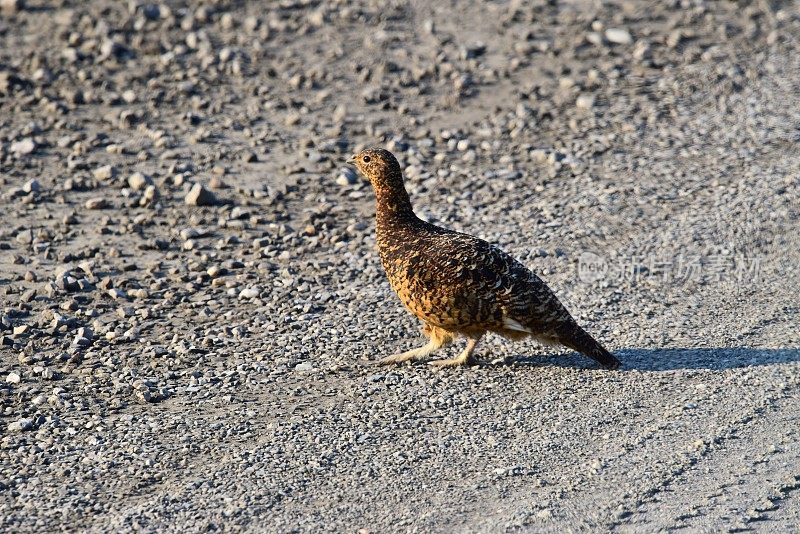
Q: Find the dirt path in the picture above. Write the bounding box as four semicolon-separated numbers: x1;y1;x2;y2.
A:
1;0;799;531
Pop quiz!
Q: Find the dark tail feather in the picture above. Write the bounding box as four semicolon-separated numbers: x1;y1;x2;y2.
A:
557;325;621;370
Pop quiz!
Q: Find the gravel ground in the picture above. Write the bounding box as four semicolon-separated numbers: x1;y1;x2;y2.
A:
1;0;799;532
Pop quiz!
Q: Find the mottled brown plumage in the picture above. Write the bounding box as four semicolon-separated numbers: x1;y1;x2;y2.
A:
349;147;620;369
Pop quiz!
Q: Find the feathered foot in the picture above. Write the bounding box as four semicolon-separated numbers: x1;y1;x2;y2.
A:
378;344;434;365
429;335;482;368
377;325;454;365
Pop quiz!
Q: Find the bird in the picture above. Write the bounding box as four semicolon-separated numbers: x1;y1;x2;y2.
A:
347;147;620;370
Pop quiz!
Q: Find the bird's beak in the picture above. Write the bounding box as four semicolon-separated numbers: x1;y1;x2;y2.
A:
346;156;356;165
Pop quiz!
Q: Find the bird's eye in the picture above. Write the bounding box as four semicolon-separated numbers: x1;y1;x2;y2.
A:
362;155;371;163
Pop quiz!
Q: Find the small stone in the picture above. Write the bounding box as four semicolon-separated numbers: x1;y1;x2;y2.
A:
6;371;21;384
141;3;161;19
93;165;117;180
107;288;127;300
295;362;313;372
220;12;234;30
13;325;29;335
530;149;548;164
667;30;684;49
100;39;127;60
576;94;595;110
586;32;604;46
180;228;200;240
605;28;633;45
0;0;23;14
185;183;216;206
23;179;41;193
77;326;93;340
85;197;108;209
766;30;779;46
8;418;33;432
243;15;259;32
460;42;486;60
229;206;250;219
336;168;358;186
136;389;153;403
98;277;113;290
208;176;226;189
140;185;157;205
73;335;91;347
15;230;32;244
333;104;347;122
633;40;652;60
284;113;301;126
10;138;36;155
238;287;260;299
121;89;137;103
128;172;152;191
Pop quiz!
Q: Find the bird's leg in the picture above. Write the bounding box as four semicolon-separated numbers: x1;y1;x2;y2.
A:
377;341;438;365
429;334;483;368
377;325;453;365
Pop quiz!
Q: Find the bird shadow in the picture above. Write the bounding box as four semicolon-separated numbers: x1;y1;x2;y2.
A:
496;347;800;372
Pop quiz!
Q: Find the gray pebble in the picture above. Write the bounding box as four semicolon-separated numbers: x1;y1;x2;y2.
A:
7;418;33;432
238;287;260;299
85;197;108;209
294;362;313;372
23;179;41;193
11;138;36;155
128;172;153;191
336;168;358;186
185;183;217;206
93;165;117;180
605;28;633;45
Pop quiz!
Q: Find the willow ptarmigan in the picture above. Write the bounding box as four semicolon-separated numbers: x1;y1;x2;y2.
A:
348;147;620;370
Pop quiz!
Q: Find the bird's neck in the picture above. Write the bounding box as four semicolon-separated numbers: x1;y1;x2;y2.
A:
374;176;418;230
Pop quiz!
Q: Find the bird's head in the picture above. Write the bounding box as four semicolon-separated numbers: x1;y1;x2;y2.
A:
347;147;402;189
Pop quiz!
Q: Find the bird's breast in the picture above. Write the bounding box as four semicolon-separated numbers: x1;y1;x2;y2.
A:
378;249;504;330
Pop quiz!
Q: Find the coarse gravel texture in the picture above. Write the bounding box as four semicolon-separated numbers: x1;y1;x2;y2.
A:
1;0;800;532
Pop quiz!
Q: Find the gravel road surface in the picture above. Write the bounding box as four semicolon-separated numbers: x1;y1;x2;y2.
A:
1;0;799;532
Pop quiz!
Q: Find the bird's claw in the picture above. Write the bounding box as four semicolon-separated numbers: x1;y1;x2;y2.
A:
427;359;459;368
428;356;476;368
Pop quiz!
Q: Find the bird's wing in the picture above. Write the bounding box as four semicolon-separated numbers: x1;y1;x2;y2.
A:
430;232;575;332
500;262;576;333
